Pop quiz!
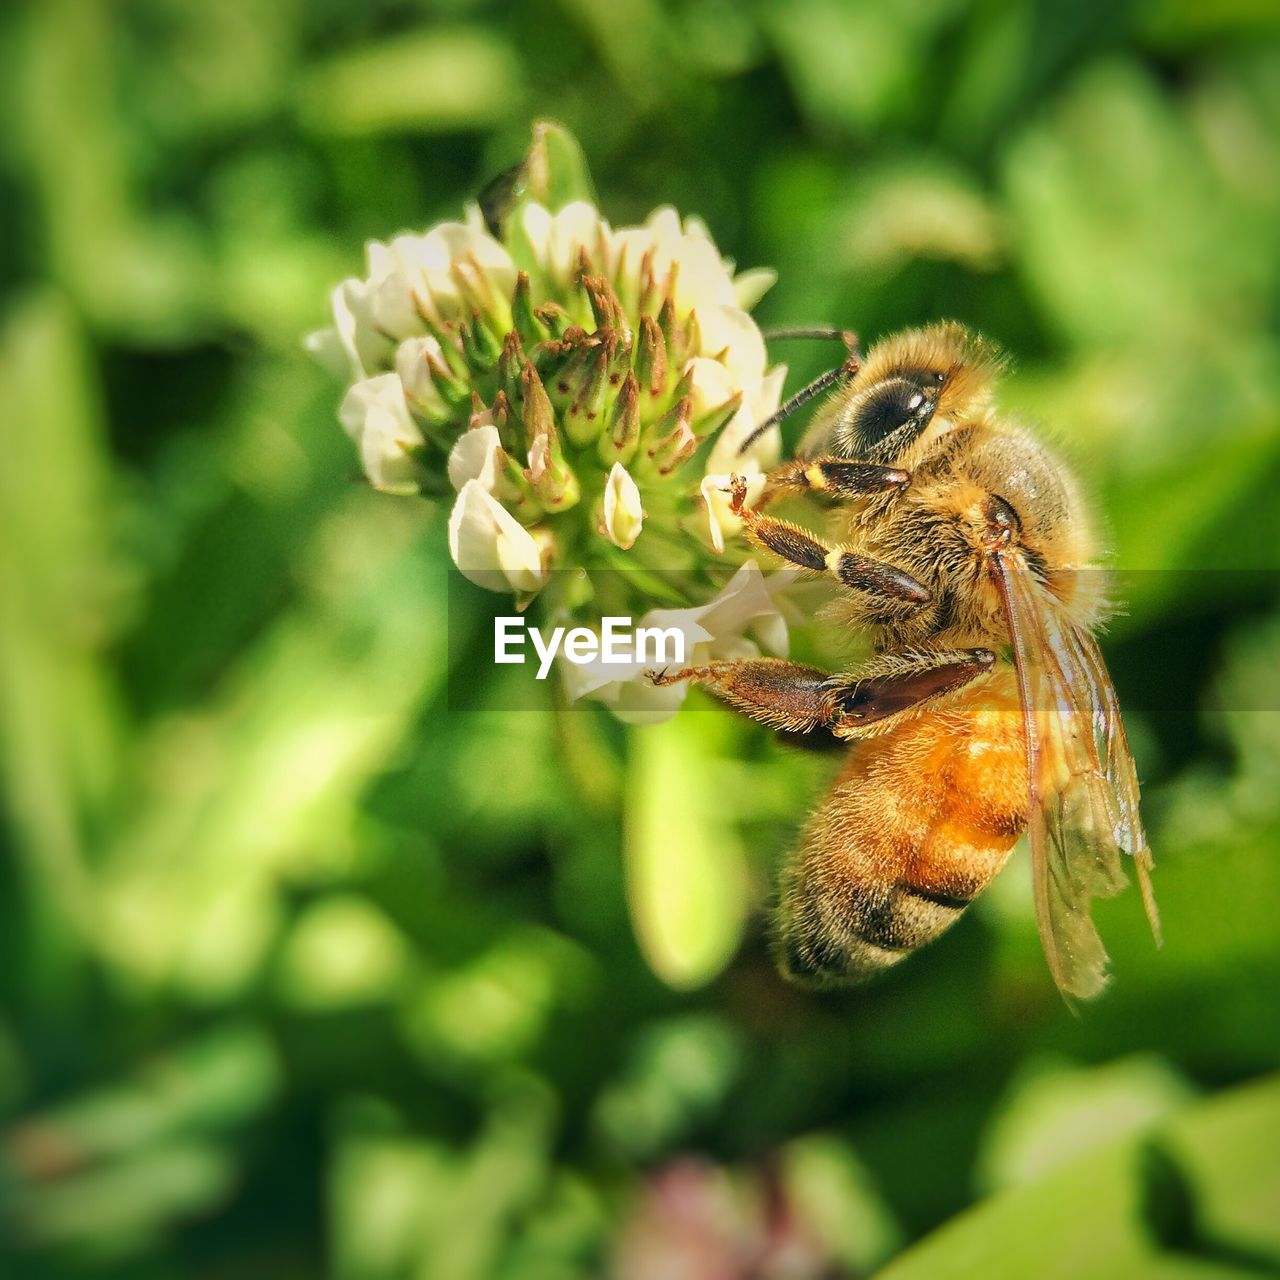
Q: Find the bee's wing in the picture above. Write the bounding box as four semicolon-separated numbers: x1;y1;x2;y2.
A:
994;555;1161;1001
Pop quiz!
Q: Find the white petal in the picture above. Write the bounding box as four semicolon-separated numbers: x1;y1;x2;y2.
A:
696;560;791;659
671;236;737;313
697;473;730;555
547;201;609;286
364;238;395;277
338;374;425;494
605;226;655;281
707;362;787;471
447;425;503;493
395;336;449;418
432;220;517;276
600;462;644;550
426;222;518;315
520;202;609;292
370;224;515;331
605;207;738;322
602;676;691;725
520;203;553;261
447;480;545;595
697;304;767;394
338;373;405;442
367;243;426;339
697;559;776;636
562;600;714;708
559;606;704;718
560;559;791;721
303;326;349;378
756;363;788;419
644;206;683;243
681;213;716;245
750;609;791;658
731;267;777;312
685;356;739;422
757;566;804;653
310;277;391;380
561;658;691;725
558;650;629;702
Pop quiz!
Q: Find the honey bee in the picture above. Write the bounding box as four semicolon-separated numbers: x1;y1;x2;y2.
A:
651;322;1160;1000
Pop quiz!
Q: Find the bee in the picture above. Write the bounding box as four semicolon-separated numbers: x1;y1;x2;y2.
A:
651;322;1160;1000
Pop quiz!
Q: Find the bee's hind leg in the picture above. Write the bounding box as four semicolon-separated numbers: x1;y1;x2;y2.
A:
648;648;996;738
649;658;838;737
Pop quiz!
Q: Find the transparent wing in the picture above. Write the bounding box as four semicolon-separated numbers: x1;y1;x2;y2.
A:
994;556;1161;1001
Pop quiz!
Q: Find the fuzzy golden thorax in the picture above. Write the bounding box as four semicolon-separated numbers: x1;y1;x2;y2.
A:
829;417;1102;651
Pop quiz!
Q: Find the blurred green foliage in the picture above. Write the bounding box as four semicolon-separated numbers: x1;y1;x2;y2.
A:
1;0;1279;1276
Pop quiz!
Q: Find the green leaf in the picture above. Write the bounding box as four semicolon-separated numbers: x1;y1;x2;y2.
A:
481;120;598;248
0;294;116;960
524;120;597;212
878;1074;1280;1280
624;716;749;989
975;1055;1196;1193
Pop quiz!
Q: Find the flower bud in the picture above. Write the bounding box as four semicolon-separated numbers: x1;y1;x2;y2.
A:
642;395;696;477
634;314;668;403
598;462;645;550
600;371;641;465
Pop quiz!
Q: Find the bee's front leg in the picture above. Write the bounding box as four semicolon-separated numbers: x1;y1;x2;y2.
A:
758;457;910;508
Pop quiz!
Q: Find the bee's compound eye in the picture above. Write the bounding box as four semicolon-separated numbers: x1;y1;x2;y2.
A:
837;376;938;457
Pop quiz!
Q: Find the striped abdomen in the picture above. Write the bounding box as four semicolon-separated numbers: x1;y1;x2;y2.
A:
776;668;1028;986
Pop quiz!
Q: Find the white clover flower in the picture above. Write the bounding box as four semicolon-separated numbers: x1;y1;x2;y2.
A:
309;123;795;721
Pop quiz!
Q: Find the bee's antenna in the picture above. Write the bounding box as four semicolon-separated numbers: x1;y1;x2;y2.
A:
736;359;858;457
737;328;863;457
762;326;861;351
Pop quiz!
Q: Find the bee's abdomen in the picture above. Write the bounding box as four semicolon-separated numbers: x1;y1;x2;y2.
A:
777;870;982;986
774;672;1027;988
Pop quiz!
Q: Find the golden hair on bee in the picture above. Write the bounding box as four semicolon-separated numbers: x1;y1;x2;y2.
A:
827;414;1108;652
653;321;1159;1002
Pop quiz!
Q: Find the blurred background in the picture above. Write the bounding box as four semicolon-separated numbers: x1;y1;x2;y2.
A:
2;0;1279;1276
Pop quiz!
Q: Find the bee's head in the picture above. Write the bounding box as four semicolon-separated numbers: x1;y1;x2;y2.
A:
830;322;1005;465
831;373;943;463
